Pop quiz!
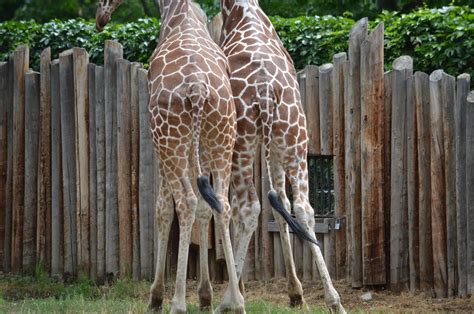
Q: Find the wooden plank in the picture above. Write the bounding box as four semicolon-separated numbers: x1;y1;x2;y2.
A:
59;49;77;279
116;59;132;276
138;68;154;280
207;13;223;44
441;73;456;297
383;70;393;287
343;61;352;282
130;62;141;280
390;56;412;292
23;71;40;274
95;66;106;282
73;48;90;276
37;48;52;273
50;59;63;277
3;57;13;272
466;91;474;295
261;144;274;279
323;230;336;279
0;62;8;271
11;45;29;272
429;69;447;298
105;40;123;277
305;65;320;155
88;64;98;279
273;233;285;278
414;71;433;293
455;74;470;297
319;63;333;155
407;75;419;292
332;52;346;280
360;23;385;286
347;18;367;288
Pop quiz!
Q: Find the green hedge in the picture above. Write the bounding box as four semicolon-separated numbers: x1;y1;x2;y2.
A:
0;6;472;77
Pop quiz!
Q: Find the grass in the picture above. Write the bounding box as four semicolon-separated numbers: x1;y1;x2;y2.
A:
0;272;328;313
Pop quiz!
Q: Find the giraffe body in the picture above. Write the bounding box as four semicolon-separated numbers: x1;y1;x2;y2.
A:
217;1;346;312
97;1;245;313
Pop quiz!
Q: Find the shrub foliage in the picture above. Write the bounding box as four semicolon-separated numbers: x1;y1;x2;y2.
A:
0;6;472;77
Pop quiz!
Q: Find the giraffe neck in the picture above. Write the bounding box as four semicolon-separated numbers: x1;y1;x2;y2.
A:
157;0;207;44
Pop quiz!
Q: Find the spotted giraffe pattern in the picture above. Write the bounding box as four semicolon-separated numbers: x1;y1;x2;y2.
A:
96;1;245;313
217;1;346;313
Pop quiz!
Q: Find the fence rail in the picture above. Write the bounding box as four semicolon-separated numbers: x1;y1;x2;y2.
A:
0;18;473;298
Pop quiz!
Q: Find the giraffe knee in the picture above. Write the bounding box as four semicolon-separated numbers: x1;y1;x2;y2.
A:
241;201;261;232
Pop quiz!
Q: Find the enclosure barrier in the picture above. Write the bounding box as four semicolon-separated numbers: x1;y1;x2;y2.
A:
0;18;472;298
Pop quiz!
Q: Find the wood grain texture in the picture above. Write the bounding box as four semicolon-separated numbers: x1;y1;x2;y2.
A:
23;71;40;274
414;71;433;293
11;45;29;272
88;64;98;279
319;63;333;155
37;48;52;273
332;52;347;280
73;48;90;275
138;68;154;279
360;23;385;285
117;59;132;276
466;91;474;295
50;60;63;277
94;66;106;281
59;50;77;278
347;18;367;288
455;74;470;297
304;65;320;155
0;62;8;271
429;69;447;298
390;56;412;291
441;73;456;297
104;41;123;277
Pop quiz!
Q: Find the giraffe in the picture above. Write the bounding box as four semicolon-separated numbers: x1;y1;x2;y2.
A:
96;1;245;313
215;1;346;312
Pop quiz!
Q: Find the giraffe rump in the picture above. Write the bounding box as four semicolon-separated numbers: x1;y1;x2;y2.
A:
268;190;320;247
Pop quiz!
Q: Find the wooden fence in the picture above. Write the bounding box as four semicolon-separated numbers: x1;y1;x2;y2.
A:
0;18;473;298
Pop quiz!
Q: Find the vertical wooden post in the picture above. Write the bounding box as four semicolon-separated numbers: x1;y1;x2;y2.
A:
466;91;474;295
3;57;13;273
414;71;433;292
407;75;419;292
383;70;393;286
37;48;52;273
332;52;346;280
50;59;63;277
23;71;41;274
319;63;333;156
390;56;413;291
88;63;98;279
442;73;457;297
346;18;367;288
0;62;7;271
455;74;470;297
59;49;77;278
429;69;448;298
138;68;154;280
305;65;320;155
117;58;132;276
73;48;90;276
95;66;106;281
105;41;123;277
360;23;385;285
130;62;141;280
11;45;29;272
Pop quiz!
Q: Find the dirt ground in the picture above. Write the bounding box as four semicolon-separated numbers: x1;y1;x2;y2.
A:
193;279;474;312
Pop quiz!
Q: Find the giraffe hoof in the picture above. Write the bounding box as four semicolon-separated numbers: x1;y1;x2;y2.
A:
289;294;305;308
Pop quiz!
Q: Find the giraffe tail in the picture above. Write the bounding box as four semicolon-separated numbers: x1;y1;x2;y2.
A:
259;84;319;247
188;82;223;214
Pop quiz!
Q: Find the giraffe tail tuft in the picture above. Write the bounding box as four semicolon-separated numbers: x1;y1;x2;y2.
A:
197;176;223;214
268;190;320;247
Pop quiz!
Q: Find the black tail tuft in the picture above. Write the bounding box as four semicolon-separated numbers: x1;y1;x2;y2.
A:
197;176;223;214
268;190;320;247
